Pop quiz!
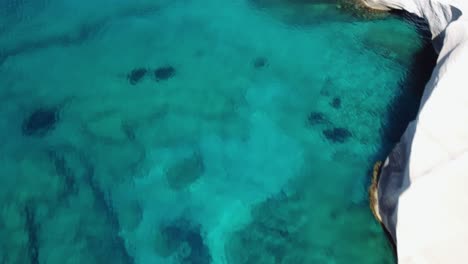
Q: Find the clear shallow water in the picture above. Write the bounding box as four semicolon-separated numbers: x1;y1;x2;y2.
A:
0;0;435;263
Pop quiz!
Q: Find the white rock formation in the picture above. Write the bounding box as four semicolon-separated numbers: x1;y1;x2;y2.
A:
363;0;468;263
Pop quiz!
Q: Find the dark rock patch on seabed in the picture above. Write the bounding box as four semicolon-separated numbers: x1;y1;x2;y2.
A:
128;68;147;85
253;57;268;68
307;111;329;126
47;148;79;198
158;219;211;264
82;157;134;264
0;4;166;66
323;127;351;143
154;66;176;81
331;97;341;109
24;204;39;264
22;107;59;136
0;20;103;67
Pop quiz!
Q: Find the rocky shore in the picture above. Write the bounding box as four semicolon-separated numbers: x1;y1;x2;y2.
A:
364;0;468;262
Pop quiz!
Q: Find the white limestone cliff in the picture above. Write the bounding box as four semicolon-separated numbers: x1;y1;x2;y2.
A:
363;0;468;263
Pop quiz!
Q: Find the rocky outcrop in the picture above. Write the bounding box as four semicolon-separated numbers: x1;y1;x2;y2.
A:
363;0;468;262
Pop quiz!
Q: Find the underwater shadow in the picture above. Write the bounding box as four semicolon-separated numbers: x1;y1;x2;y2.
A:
368;10;438;259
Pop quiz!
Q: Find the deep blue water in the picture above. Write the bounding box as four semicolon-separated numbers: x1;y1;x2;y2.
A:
0;0;436;263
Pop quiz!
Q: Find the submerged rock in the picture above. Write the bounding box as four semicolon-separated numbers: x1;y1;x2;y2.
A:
253;57;268;68
307;112;328;125
128;68;147;85
249;0;356;26
48;149;78;198
322;127;351;143
336;0;388;19
156;219;211;264
331;97;342;109
22;107;59;136
154;66;176;81
24;204;39;264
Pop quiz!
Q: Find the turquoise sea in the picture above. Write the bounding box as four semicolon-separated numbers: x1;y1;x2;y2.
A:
0;0;436;263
